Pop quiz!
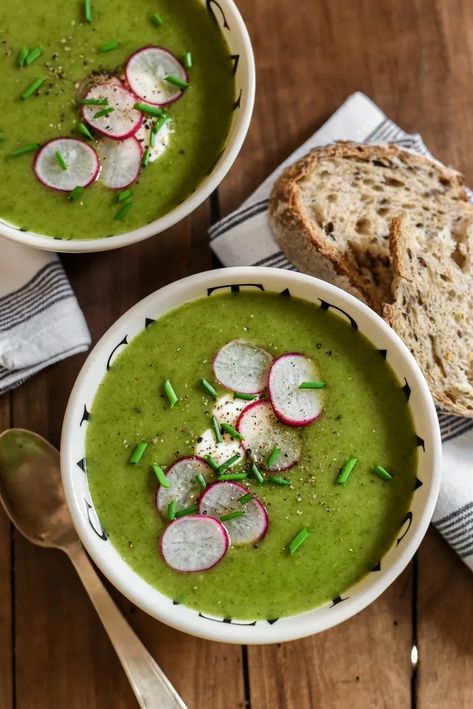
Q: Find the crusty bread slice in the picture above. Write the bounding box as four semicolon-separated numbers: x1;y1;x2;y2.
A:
383;217;473;418
269;141;469;310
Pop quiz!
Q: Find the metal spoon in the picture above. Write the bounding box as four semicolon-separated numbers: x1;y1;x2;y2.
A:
0;428;187;709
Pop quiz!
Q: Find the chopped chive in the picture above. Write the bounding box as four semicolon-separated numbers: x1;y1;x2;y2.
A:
221;422;244;441
183;51;192;69
9;143;40;157
68;185;85;201
165;74;190;90
218;473;248;481
234;392;258;401
152;12;164;26
163;379;178;407
55;150;67;171
167;499;176;520
211;415;222;443
18;46;29;67
267;447;281;468
200;377;217;399
25;47;42;66
20;77;45;100
251;463;264;485
133;102;165;117
114;200;132;220
151;464;170;488
94;106;114;118
195;473;207;491
238;493;252;505
336;457;358;485
288;527;310;555
129;441;148;464
175;504;198;518
117;188;133;203
217;454;241;473
80;97;108;106
270;476;290;486
142;146;151;167
221;510;245;522
299;381;326;389
372;465;393;481
99;39;120;52
204;454;219;472
149;114;168;147
76;122;93;139
84;0;92;23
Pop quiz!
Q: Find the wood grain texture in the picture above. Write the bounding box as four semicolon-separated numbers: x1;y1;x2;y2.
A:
0;396;13;709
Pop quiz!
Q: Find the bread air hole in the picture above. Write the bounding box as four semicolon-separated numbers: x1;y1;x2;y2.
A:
385;177;405;188
355;218;371;235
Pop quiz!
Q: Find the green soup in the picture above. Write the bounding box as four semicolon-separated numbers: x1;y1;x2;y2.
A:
0;0;234;239
86;292;417;621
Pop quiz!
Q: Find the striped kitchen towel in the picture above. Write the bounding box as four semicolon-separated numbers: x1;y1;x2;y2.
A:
0;238;90;395
209;91;473;569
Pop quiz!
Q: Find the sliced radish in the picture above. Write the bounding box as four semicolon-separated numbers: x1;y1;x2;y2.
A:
237;400;301;471
82;80;143;139
96;137;142;189
34;138;99;192
195;427;242;467
160;515;229;572
156;457;213;518
269;354;324;426
213;340;272;395
125;46;188;107
212;393;254;427
199;481;268;545
135;117;171;163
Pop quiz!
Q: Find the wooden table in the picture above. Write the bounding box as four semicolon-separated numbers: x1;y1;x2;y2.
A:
1;0;472;706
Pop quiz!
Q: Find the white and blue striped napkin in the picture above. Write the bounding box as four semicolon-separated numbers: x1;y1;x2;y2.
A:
210;91;473;570
0;238;90;394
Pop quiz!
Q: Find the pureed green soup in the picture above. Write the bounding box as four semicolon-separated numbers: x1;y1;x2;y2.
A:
86;292;417;621
0;0;234;239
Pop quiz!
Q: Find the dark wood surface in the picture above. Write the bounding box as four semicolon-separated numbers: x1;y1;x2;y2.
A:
1;0;473;706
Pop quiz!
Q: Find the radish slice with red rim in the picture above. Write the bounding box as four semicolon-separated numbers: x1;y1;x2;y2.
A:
269;354;324;426
156;457;213;518
237;400;301;471
96;136;142;189
125;46;188;106
213;340;272;395
199;481;268;545
82;80;143;139
212;393;254;427
34;138;99;192
160;515;229;572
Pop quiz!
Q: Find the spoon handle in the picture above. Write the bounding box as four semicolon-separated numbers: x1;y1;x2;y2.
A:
68;543;187;709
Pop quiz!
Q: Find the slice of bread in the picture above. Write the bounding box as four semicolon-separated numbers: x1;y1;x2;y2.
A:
268;141;473;417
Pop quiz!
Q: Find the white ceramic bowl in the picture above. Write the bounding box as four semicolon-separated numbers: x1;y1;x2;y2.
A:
61;267;442;643
1;1;254;253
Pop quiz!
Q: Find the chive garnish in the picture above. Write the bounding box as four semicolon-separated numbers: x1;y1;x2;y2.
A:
152;12;164;26
221;422;244;441
9;143;40;157
55;150;67;171
114;200;132;220
270;476;290;486
25;47;42;66
211;415;222;443
20;77;45;100
288;527;310;555
183;51;192;69
80;97;108;106
200;377;217;399
76;122;93;139
195;473;207;491
218;473;248;481
373;465;393;481
117;188;133;202
175;504;198;518
167;499;176;521
234;392;258;401
217;454;241;473
165;75;190;90
84;0;92;23
94;107;114;119
68;185;85;201
238;493;252;505
251;463;264;485
129;441;148;464
133;102;165;117
18;46;29;67
204;454;219;472
299;381;326;389
336;457;358;485
221;510;245;522
151;464;170;488
149;114;168;147
164;379;178;407
267;447;281;468
100;39;120;52
142;146;151;168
